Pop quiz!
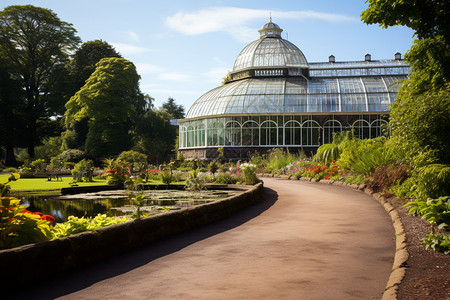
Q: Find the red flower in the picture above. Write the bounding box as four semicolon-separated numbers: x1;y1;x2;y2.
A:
41;215;55;223
325;175;330;180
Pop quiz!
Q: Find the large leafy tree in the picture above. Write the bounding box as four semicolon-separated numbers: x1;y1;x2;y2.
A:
361;0;450;43
62;40;122;149
64;57;145;158
362;1;450;165
161;97;185;119
0;5;81;157
67;40;122;96
0;57;26;166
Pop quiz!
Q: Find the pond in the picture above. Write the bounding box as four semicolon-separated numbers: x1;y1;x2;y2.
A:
19;189;237;223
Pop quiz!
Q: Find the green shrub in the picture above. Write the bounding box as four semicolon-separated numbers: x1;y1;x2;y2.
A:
241;163;259;185
52;214;130;238
413;164;450;199
405;196;450;229
424;233;450;254
117;150;148;172
29;159;46;173
159;171;172;185
72;159;94;182
58;149;87;163
314;143;340;165
1;197;54;249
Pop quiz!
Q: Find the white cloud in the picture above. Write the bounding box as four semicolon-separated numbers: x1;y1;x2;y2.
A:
120;30;140;42
135;63;165;74
165;7;357;41
159;72;192;81
204;67;230;83
111;42;150;55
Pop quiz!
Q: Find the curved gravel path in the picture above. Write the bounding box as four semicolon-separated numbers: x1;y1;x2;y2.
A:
17;178;395;300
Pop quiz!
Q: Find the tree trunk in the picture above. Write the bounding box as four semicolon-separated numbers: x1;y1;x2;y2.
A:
5;145;17;166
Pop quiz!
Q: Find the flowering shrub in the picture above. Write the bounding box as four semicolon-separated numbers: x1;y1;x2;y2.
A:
214;172;242;184
185;168;205;191
0;197;54;249
105;161;131;185
240;163;259;185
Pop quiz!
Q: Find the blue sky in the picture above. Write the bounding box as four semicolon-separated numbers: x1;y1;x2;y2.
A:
1;0;415;111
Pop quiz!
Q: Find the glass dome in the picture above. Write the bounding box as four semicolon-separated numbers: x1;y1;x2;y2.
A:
186;76;401;119
232;22;308;71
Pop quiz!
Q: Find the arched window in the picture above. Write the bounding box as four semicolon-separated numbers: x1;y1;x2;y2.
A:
179;126;187;148
242;121;259;146
225;121;241;146
207;122;224;146
196;124;205;146
260;120;278;146
370;119;389;138
187;125;195;147
323;120;342;144
352;120;370;139
302;120;320;146
284;120;301;145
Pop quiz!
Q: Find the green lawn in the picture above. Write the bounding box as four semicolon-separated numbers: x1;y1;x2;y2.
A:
0;174;108;191
1;174;186;191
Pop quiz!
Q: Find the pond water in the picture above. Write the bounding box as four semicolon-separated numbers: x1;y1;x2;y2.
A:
19;189;236;223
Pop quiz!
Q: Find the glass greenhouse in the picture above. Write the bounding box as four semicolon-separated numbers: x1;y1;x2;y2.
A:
179;21;410;160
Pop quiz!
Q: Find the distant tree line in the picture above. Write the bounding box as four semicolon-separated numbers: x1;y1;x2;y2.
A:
0;5;184;166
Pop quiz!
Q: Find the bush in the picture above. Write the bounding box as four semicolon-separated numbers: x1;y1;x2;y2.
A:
367;165;410;194
1;197;54;249
56;149;87;164
117;150;148;172
72;159;94;182
159;171;172;185
241;163;259;185
29;159;46;173
413;164;450;199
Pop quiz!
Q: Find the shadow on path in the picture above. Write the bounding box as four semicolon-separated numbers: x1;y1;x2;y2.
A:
16;187;278;299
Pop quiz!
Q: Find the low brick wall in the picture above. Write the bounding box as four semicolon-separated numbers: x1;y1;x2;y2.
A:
0;183;264;287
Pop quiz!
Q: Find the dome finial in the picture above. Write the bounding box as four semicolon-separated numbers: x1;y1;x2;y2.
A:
270;12;272;23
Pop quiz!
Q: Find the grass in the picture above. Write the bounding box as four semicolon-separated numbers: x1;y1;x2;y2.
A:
1;174;186;191
0;174;108;191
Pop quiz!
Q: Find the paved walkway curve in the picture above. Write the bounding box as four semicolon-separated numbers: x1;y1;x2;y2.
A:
17;178;395;300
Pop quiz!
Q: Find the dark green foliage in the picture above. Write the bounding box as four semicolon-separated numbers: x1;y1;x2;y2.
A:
0;5;81;157
160;97;185;119
134;110;177;162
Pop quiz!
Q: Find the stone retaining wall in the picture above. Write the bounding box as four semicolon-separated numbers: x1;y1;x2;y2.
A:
0;183;264;287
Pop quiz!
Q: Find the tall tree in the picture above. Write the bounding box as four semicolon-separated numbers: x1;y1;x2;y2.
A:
0;57;26;166
161;97;185;119
67;40;121;96
361;0;450;43
362;0;450;165
0;5;81;157
64;57;145;158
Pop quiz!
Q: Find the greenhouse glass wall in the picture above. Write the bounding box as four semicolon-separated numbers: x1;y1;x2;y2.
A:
178;21;410;160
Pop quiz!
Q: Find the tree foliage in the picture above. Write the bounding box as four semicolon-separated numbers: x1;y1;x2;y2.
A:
161;97;185;119
134;110;177;161
0;5;81;157
391;85;450;165
64;57;145;157
361;0;450;43
67;40;121;96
